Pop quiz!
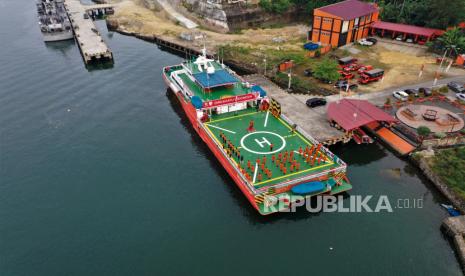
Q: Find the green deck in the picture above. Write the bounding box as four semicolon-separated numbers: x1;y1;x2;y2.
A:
204;108;343;188
256;179;353;215
178;72;250;102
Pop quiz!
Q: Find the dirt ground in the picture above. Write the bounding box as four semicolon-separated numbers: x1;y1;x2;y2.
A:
108;0;465;94
110;0;308;51
334;42;465;93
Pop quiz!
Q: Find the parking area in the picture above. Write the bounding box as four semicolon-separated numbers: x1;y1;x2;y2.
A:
243;74;347;144
333;39;465;94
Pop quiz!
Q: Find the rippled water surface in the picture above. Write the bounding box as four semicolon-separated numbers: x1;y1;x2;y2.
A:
0;1;462;275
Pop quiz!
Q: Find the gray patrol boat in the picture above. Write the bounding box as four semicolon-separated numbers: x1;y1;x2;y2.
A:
37;0;74;42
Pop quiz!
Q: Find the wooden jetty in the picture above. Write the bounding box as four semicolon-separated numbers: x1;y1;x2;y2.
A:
64;0;114;65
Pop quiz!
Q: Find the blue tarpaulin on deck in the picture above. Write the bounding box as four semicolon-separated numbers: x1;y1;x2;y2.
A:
251;85;267;97
193;69;238;89
291;181;326;195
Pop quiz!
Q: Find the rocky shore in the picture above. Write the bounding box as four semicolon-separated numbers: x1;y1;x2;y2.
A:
411;149;465;272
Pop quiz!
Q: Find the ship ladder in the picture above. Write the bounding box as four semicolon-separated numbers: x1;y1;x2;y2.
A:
254;194;265;204
266;187;276;195
333;172;346;186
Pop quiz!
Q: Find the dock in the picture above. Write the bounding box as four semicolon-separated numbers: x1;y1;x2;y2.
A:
64;0;114;65
242;74;350;145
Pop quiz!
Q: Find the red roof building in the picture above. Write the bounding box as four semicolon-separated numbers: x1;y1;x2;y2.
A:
311;0;379;48
371;21;444;42
327;99;396;131
318;0;379;20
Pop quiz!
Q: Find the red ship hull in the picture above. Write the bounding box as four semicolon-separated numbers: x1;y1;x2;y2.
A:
162;73;260;213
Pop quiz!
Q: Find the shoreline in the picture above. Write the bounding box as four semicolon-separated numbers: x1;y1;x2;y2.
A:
411;149;465;272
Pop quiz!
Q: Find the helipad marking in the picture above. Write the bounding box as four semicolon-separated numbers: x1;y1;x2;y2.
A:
264;111;270;127
208;124;236;134
252;163;259;183
240;131;286;155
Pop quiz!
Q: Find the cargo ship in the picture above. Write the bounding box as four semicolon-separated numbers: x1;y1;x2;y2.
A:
163;48;351;215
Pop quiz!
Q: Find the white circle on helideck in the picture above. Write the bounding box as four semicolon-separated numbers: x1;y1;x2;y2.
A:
240;131;286;155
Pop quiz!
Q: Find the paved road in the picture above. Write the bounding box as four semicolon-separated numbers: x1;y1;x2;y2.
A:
156;0;198;29
327;75;465;106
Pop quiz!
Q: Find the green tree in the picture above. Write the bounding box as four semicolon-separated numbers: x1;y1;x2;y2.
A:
379;0;465;29
417;126;431;142
313;57;340;83
436;28;465;56
428;0;465;30
259;0;291;13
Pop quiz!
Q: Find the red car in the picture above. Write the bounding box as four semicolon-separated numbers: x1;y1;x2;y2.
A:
338;70;355;80
357;65;373;74
343;63;361;72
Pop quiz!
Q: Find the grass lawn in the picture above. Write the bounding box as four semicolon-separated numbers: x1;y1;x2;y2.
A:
431;146;465;200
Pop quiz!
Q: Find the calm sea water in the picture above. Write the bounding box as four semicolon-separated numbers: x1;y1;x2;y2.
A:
0;1;462;275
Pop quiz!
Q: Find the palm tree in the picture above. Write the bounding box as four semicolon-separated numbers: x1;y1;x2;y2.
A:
436;28;465;56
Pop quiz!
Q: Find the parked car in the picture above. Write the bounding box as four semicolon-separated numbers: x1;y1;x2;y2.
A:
358;38;373;46
306;98;327;108
395;35;403;41
393;90;409;101
456;93;465;102
448;81;465;93
404;88;419;97
303;68;313;77
418;87;432;96
334;80;348;89
406;38;414;43
366;37;378;44
342;63;361;72
357;65;373;74
338;70;355;80
341;83;358;91
417;39;427;45
334;80;357;90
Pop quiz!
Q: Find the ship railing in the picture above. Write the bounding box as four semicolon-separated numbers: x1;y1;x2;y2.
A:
197;122;258;195
280;114;347;168
255;165;346;193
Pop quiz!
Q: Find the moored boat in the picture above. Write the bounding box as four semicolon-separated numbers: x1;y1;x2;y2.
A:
162;48;352;215
37;0;74;42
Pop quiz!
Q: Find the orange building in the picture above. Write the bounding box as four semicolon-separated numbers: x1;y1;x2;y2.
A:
311;0;379;48
456;54;465;66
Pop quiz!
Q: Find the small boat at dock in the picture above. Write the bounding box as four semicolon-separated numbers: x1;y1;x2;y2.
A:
441;204;461;217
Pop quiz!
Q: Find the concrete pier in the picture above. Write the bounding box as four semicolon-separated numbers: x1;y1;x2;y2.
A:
64;0;113;65
243;74;350;145
442;216;465;272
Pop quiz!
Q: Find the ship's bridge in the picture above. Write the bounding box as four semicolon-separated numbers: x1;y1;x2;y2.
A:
177;59;265;110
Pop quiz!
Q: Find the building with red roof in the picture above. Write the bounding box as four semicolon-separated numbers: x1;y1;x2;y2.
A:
327;99;396;131
311;0;379;48
371;21;444;43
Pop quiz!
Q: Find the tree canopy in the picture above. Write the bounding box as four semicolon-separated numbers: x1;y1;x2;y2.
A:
417;126;431;138
428;28;465;55
379;0;465;29
313;57;340;83
259;0;339;14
